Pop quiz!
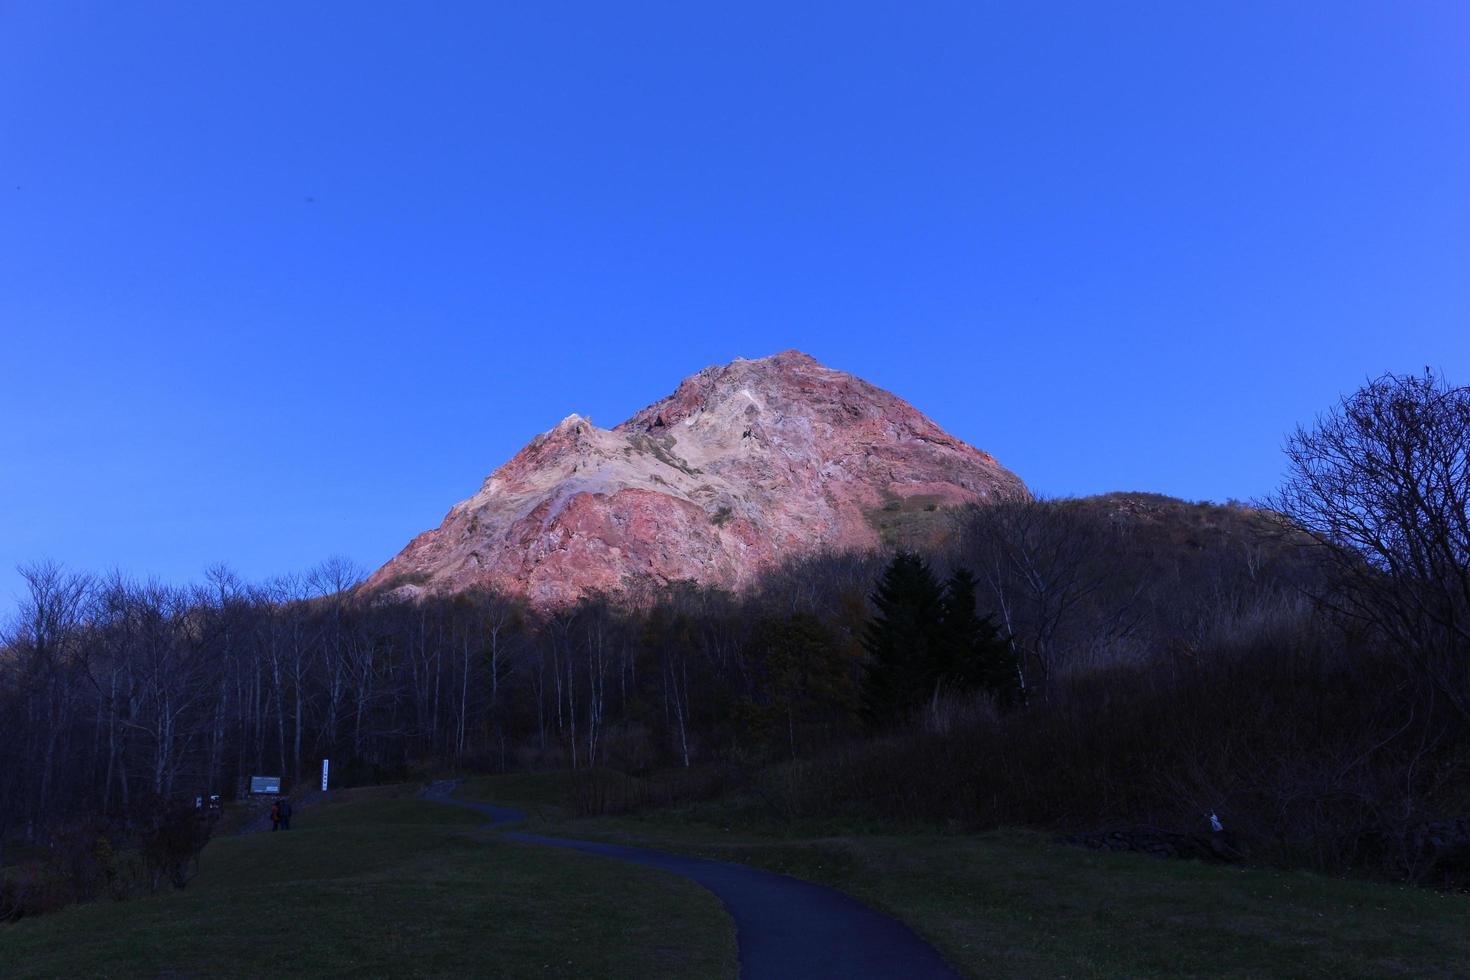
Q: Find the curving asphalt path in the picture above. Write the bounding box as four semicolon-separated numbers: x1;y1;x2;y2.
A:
421;780;960;980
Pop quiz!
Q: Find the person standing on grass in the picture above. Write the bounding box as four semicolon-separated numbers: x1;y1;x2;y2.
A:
270;800;281;831
280;799;293;831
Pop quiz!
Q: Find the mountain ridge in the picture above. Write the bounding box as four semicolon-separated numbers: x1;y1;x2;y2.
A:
365;351;1028;605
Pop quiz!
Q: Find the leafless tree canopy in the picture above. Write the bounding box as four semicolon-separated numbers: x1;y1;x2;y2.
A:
953;498;1112;694
1271;369;1470;717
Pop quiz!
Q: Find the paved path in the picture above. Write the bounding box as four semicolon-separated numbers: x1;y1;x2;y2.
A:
236;789;332;835
422;780;959;980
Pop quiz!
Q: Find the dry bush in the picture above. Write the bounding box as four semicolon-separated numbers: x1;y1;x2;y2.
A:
571;765;739;817
0;818;150;922
917;689;1002;737
138;798;214;891
748;600;1470;880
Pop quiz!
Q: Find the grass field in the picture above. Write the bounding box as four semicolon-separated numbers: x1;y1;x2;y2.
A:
8;775;1468;979
456;774;1470;980
0;789;736;979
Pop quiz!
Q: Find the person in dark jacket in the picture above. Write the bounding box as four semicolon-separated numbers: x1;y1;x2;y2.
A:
279;799;293;830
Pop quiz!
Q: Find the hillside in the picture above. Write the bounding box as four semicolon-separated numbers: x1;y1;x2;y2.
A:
366;351;1027;605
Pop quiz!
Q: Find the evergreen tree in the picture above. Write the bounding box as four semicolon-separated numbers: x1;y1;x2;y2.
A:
862;552;946;728
863;556;1022;728
938;568;1021;707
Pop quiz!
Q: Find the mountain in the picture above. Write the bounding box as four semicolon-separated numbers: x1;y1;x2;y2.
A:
365;350;1028;605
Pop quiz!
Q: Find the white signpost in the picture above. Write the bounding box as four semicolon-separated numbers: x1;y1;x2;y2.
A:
321;758;330;792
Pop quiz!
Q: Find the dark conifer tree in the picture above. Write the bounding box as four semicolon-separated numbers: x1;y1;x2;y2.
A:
862;552;946;728
939;568;1021;706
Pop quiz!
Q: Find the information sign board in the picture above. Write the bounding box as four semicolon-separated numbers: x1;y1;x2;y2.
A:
250;776;281;795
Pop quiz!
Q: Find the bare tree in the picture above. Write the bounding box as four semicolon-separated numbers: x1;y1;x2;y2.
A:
473;590;523;768
7;562;92;839
1270;369;1470;718
955;498;1111;695
307;556;365;599
307;557;364;758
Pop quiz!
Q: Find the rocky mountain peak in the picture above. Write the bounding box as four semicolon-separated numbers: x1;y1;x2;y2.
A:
366;351;1028;606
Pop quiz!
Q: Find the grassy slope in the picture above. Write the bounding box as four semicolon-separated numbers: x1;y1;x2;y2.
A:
456;775;1470;980
869;490;1295;556
0;790;736;980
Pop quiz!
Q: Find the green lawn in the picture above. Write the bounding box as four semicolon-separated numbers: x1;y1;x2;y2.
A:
457;774;1470;980
11;775;1467;980
0;791;736;979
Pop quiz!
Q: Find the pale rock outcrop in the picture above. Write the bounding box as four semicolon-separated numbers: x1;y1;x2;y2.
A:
366;350;1027;606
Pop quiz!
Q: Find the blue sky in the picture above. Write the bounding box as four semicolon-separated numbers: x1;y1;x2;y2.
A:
2;3;1467;615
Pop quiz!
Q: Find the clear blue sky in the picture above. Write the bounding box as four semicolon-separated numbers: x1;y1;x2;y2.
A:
2;3;1467;615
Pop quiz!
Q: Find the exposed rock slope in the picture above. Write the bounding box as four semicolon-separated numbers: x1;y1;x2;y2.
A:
366;351;1027;605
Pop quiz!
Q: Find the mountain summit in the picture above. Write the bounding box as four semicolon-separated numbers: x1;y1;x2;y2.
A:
366;351;1028;605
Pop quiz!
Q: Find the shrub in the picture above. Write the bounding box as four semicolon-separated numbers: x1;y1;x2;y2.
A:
140;799;214;891
747;604;1470;881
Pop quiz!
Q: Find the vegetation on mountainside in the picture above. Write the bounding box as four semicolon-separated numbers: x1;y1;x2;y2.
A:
625;431;701;476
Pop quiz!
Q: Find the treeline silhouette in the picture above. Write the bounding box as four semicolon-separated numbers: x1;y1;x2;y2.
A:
0;499;1336;848
4;371;1468;912
1;497;1304;817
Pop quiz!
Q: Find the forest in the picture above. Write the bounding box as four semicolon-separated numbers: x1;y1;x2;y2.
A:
3;371;1468;913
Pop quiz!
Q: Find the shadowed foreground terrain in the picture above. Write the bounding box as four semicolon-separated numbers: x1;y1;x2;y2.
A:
6;777;1470;979
425;779;958;979
455;774;1470;980
0;789;736;979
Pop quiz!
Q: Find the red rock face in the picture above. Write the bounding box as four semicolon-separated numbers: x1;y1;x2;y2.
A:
365;351;1028;606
